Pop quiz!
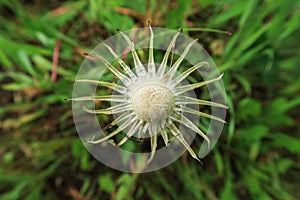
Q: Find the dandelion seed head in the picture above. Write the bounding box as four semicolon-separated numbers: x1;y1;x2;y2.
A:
69;24;228;172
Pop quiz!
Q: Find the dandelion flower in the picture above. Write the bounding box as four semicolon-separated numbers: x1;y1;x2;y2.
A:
68;22;228;164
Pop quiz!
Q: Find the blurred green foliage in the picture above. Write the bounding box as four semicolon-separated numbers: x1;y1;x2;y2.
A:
1;0;300;199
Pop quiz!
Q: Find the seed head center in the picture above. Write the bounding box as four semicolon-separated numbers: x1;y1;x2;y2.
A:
130;82;175;123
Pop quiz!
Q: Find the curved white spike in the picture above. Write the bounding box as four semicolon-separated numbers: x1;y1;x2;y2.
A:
67;95;128;102
168;122;202;163
174;74;224;95
147;126;158;164
89;112;134;142
176;96;229;109
157;29;182;77
117;29;147;77
105;112;135;129
136;123;144;139
85;54;131;86
117;120;142;147
172;61;209;86
103;43;137;81
171;114;210;151
83;103;132;115
148;21;155;77
74;79;127;94
165;39;198;82
160;129;169;146
175;106;226;123
86;117;136;144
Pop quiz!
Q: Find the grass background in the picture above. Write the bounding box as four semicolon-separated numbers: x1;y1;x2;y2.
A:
1;0;300;199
